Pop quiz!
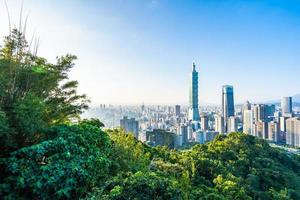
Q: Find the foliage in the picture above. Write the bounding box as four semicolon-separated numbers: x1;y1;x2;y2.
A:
0;29;89;151
0;28;92;199
98;171;183;200
85;132;300;200
0;122;111;199
1;28;300;200
107;128;152;174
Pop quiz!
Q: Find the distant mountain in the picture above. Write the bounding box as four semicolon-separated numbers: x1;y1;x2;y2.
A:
262;94;300;107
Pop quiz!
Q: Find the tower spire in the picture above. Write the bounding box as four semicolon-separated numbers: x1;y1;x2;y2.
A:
189;62;200;121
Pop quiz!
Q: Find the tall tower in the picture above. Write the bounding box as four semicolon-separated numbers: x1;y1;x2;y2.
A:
281;97;293;117
188;63;200;121
286;117;300;147
222;85;235;132
175;105;181;117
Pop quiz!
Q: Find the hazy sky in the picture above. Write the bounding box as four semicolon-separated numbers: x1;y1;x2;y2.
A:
1;0;300;105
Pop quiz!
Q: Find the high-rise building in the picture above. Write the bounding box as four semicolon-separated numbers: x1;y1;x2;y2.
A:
282;97;293;117
243;110;253;135
188;63;200;121
268;121;280;142
242;101;251;121
242;101;252;134
286;117;300;147
195;130;218;144
253;121;268;139
243;101;251;111
146;129;176;148
253;104;267;122
187;123;193;140
120;116;139;139
253;104;261;123
265;104;275;119
201;115;209;131
227;116;238;133
141;103;145;112
168;106;172;114
178;124;188;144
174;132;183;148
280;116;289;132
222;85;235;132
215;115;225;134
205;131;219;142
175;105;181;117
252;104;274;122
195;130;205;144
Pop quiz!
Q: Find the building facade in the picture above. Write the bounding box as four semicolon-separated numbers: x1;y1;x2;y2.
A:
252;104;275;123
120;116;139;139
282;97;293;117
243;109;253;135
215;115;225;134
222;85;235;132
178;124;189;144
286;118;300;147
227;116;238;133
175;105;181;117
268;121;280;142
201;115;209;131
188;63;200;121
253;121;268;139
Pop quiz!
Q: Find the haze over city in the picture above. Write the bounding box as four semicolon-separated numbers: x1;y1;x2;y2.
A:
1;0;300;105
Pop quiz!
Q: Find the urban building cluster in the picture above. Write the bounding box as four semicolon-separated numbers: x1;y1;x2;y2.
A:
102;63;300;148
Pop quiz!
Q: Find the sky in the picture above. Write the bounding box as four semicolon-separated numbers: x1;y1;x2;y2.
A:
0;0;300;105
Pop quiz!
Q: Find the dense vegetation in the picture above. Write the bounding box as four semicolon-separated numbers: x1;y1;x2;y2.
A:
1;29;300;200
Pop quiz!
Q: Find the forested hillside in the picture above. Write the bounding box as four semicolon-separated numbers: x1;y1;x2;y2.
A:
1;30;300;200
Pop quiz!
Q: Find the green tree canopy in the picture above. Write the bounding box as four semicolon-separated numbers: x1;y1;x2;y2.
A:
1;28;300;200
0;29;89;153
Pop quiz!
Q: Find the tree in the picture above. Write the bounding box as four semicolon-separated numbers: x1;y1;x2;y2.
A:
98;171;183;200
0;121;111;199
107;129;152;174
0;29;89;151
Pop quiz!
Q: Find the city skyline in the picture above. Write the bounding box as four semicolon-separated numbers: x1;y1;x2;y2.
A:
2;1;300;199
1;0;300;105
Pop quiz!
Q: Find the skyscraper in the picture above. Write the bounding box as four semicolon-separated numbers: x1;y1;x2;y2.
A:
222;85;235;132
281;97;293;117
175;105;181;117
120;116;139;139
253;104;275;122
243;109;253;135
141;103;145;112
268;121;280;142
227;116;238;133
242;101;252;135
242;100;251;121
215;115;225;134
265;104;276;121
188;63;200;121
178;124;188;144
243;101;251;111
201;115;209;131
286;117;300;147
280;116;288;132
252;121;268;139
253;104;265;122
